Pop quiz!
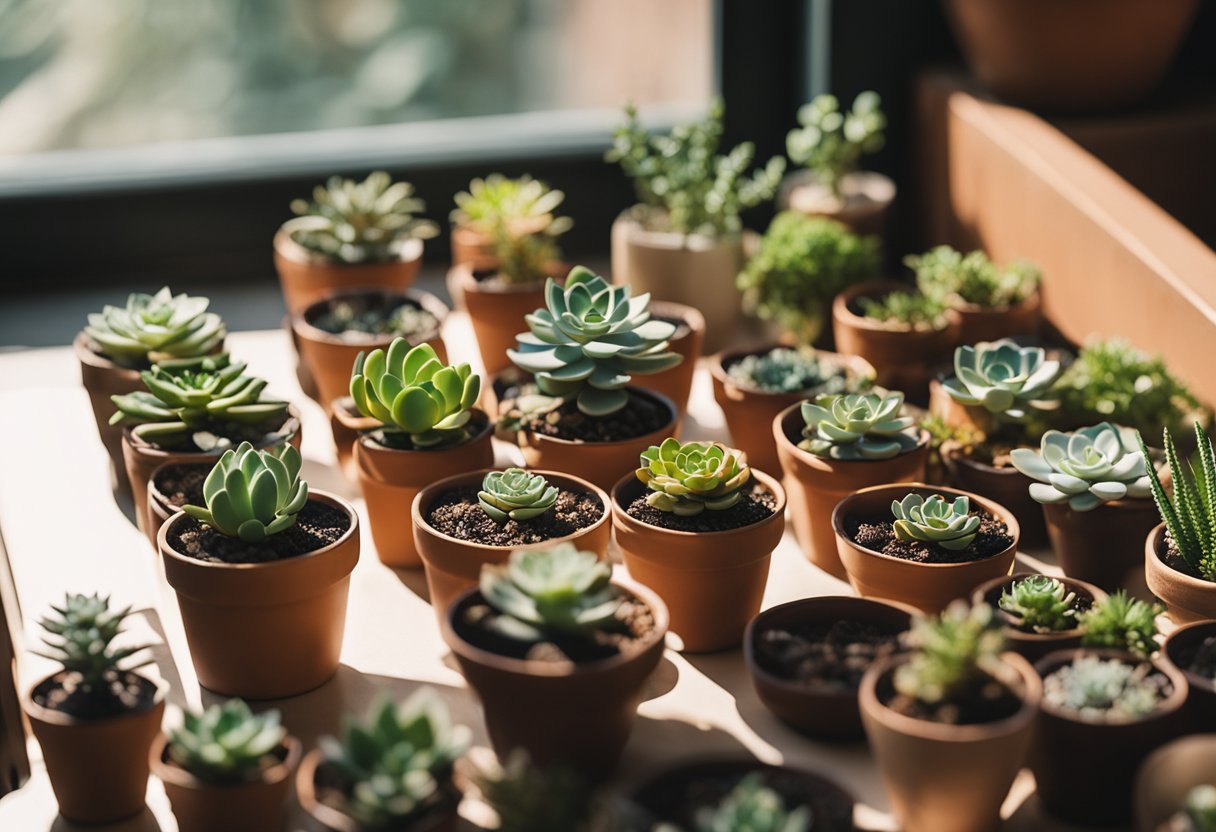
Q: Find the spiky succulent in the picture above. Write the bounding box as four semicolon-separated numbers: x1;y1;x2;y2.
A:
475;751;605;832
786;90;885;199
451;174;572;237
34;593;151;709
1139;423;1216;581
167;699;287;785
1080;590;1162;658
636;438;751;516
1184;785;1216;832
890;493;981;551
682;773;813;832
84;287;226;369
894;601;1006;705
1042;656;1166;723
725;347;861;395
478;469;560;524
507;267;682;417
998;576;1078;634
288;171;437;264
942;340;1060;418
349;340;480;449
320;691;470;829
908;246;1040;310
182;442;308;543
1011;422;1151;511
797;391;921;460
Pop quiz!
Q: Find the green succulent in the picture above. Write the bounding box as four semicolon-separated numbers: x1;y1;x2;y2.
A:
181;442;308;543
507;267;682;417
168;699;286;785
1139;423;1216;581
797;391;921;461
725;347;865;396
659;773;812;832
908;246;1040;310
84;287;226;369
350;340;481;449
1042;655;1164;723
786;90;885;199
475;751;605;832
451;173;572;236
890;493;981;551
942;340;1061;419
1011;422;1151;511
636;438;751;516
894;601;1006;706
1184;785;1216;832
858;289;950;331
998;576;1078;634
1080;590;1162;658
478;468;560;524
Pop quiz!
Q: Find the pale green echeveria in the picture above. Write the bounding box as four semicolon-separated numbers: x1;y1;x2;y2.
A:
797;391;920;460
85;287;225;369
890;493;981;551
168;699;286;785
478;468;559;523
942;339;1060;418
636;438;751;516
182;442;308;542
1041;656;1162;722
350;340;480;448
1011;422;1150;511
507;267;683;417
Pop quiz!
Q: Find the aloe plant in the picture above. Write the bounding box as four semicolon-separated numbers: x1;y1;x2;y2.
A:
786;90;885;200
890;493;981;551
797;391;921;460
998;576;1078;634
942;340;1060;419
85;287;226;369
182;442;308;543
1011;422;1151;511
637;438;751;516
167;699;286;784
1139;423;1216;581
478;468;560;523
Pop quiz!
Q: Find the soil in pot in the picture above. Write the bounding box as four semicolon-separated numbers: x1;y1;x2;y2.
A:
624;482;777;533
755;620;903;693
526;390;670;443
423;485;603;548
845;508;1012;565
167;501;350;564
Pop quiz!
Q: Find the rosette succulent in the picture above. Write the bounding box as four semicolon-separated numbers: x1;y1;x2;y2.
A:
350;340;481;449
1139;423;1216;582
451;174;572;237
1080;590;1161;658
890;493;980;551
998;576;1078;634
636;438;751;516
725;347;862;395
168;699;287;784
84;287;226;369
478;469;560;523
797;391;921;460
507;267;682;417
1010;422;1151;511
1042;656;1166;723
673;773;812;832
895;601;1006;706
942;340;1061;418
182;442;308;543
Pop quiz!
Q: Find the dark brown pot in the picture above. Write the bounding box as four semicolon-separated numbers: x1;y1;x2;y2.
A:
635;300;705;417
1031;649;1189;826
355;410;495;568
774;404;929;580
743;595;914;740
146;461;213;551
297;748;459;832
25;674;165;825
861;651;1040;832
611;469;786;653
834;482;1020;614
971;572;1108;665
151;734;301;832
1145;523;1216;625
75;331;144;493
778;168;897;238
158;492;360;698
1162;619;1216;733
442;579;668;775
954;291;1041;345
941;443;1050;550
412;469;612;620
943;0;1199;113
329;397;378;483
1043;498;1160;593
1134;735;1216;832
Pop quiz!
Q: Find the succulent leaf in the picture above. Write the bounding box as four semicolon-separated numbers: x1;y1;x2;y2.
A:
889;493;981;551
33;593;151;708
785;90;884;199
998;576;1078;634
894;601;1006;706
1012;422;1151;512
637;439;751;516
181;442;308;543
797;391;920;461
941;339;1060;419
478;469;560;523
84;287;226;369
168;699;286;785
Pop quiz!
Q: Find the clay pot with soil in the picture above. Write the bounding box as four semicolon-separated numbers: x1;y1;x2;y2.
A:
328;396;377;483
146;460;213;550
1146;523;1216;626
1134;735;1216;832
972;573;1107;665
635;300;704;417
779;169;895;237
1161;619;1216;732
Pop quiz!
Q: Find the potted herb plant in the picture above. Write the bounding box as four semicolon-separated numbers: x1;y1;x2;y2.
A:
607;101;784;352
150;698;300;832
1163;620;1216;732
24;593;164;824
972;573;1107;663
441;545;668;773
611;439;786;652
1135;737;1216;832
908;246;1041;345
158;442;359;698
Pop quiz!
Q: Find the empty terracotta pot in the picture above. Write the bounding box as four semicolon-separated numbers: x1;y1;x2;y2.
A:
75;332;144;493
297;748;459;832
1145;523;1216;625
774;403;929;580
860;651;1041;832
971;572;1107;665
743;595;914;740
1043;498;1160;594
159;491;359;698
1134;735;1216;832
328;397;377;483
634;300;705;417
778;169;896;238
611;469;786;653
146;460;212;550
1162;619;1216;732
833;482;1020;614
953;291;1041;345
941;443;1049;550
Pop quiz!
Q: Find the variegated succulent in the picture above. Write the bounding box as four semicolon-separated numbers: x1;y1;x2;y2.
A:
797;391;921;460
85;287;225;369
636;438;751;516
941;340;1060;419
890;493;981;551
182;442;308;542
478;469;559;523
1010;422;1151;511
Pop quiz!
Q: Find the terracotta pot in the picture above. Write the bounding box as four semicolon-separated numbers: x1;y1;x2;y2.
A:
516;388;677;492
158;491;359;698
743;595;914;740
712;345;875;477
355;410;495;568
151;734;301;832
954;291;1041;345
831;281;962;405
941;443;1050;550
833;482;1020;614
943;0;1199;113
610;212;745;353
292;288;449;412
611;469;786;653
273;222;424;315
774;404;929;579
1134;735;1216;832
634;300;705;417
146;461;213;551
1162;619;1216;733
25;673;165;824
412;469;612;618
1031;649;1189;826
1146;523;1216;625
75;332;144;493
778;169;896;238
971;572;1107;665
297;748;459;832
1043;498;1160;593
450;224;498;274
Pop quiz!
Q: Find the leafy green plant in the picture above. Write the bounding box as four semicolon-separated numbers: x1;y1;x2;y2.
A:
349;340;480;449
797;391;921;460
478;468;560;524
475;751;606;832
451;174;572;236
1042;655;1164;723
943;340;1061;418
1139;423;1216;581
737;212;881;344
288;171;438;264
725;347;864;395
85;287;226;369
894;601;1006;706
606;101;785;237
1080;590;1162;657
890;493;980;551
507;267;682;417
182;442;308;543
1011;422;1151;511
786;90;885;199
636;438;751;516
908;246;1040;309
1184;785;1216;832
998;576;1078;634
654;773;812;832
858;290;950;331
167;698;286;784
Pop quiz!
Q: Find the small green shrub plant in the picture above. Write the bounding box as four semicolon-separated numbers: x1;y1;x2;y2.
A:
1042;655;1167;723
637;439;751;516
1139;423;1216;582
858;289;950;331
797;392;921;460
786;90;885;200
1080;590;1162;658
182;442;308;543
908;246;1039;310
478;468;559;523
311;298;437;339
85;287;226;369
998;576;1078;634
167;698;286;784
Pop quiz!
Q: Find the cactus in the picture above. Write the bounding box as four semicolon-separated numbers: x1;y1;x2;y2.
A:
998;576;1078;634
797;391;920;461
890;493;981;551
167;698;287;784
636;438;751;516
85;287;225;369
478;469;560;523
181;442;308;543
942;340;1060;418
1011;422;1151;511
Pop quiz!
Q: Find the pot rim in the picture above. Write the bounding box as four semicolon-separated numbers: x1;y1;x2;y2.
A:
150;732;302;791
610;467;788;542
355;407;493;448
613;208;743;249
710;343;876;400
970;571;1107;644
774;401;932;474
24;670;167;727
939;442;1023;476
274;221;424;269
122;406;303;463
647;299;707;344
1162;618;1216;694
291;287;449;348
520;387;678;451
72;330;144;378
1033;647;1190;725
1146;522;1216;591
446;259;571;296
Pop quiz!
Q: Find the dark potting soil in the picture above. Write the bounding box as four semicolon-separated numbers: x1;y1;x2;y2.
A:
1179;635;1216;685
626;482;778;533
31;670;157;719
425;486;603;546
310;297;437;340
755;621;904;692
847;510;1013;564
1163;537;1208;581
878;669;1024;726
526;392;670;443
168;500;350;564
152;463;208;508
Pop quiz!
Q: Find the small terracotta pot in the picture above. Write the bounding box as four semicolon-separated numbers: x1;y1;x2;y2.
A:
940;441;1050;550
272;222;424;315
292;288;449;412
611;469;786;653
1145;523;1216;625
297;748;459;832
743;595;914;740
412;469;612;618
833;482;1020;614
329;397;378;483
861;651;1040;832
971;572;1107;665
634;300;705;417
158;492;360;698
1031;649;1189;826
774;404;929;579
778;169;896;238
75;332;144;493
1043;498;1160;593
953;291;1041;345
1134;735;1216;832
146;461;213;550
25;674;166;825
450;224;498;274
355;410;495;568
151;734;301;832
1162;619;1216;732
712;345;875;477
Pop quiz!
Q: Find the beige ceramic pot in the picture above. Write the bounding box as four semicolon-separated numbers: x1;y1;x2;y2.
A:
971;572;1107;665
297;748;459;832
74;332;144;493
635;300;705;417
778;169;896;238
1162;619;1216;733
1043;498;1160;594
1134;734;1216;832
1146;523;1216;625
